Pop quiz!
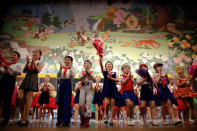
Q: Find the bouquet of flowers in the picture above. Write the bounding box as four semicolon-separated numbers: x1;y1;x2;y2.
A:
92;38;104;57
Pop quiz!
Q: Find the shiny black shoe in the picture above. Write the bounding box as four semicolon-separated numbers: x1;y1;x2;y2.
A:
16;120;22;126
56;121;63;127
62;123;70;127
109;121;113;126
1;120;8;127
19;121;29;127
104;119;108;124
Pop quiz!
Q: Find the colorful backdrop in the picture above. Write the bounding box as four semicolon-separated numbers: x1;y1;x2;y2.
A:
0;0;197;78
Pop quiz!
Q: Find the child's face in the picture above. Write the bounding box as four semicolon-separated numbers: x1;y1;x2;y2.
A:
123;66;130;74
64;58;72;67
142;66;148;70
156;66;162;73
45;75;50;83
106;62;112;71
178;67;184;75
84;61;92;70
50;85;55;91
10;52;19;62
96;76;101;83
32;50;41;60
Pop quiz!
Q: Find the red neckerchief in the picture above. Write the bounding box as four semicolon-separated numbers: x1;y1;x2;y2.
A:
96;83;99;93
28;62;34;71
62;66;71;77
6;61;17;66
0;54;7;65
108;71;113;78
43;83;48;92
82;71;93;80
162;76;165;88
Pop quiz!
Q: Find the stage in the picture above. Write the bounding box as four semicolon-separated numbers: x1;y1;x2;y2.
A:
1;118;197;129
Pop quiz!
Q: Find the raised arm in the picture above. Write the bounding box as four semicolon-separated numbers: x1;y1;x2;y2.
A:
99;57;105;74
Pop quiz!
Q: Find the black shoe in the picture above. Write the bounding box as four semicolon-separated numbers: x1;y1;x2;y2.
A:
104;119;108;124
16;120;22;126
1;120;8;127
19;121;29;127
109;121;113;126
62;123;70;127
56;121;63;127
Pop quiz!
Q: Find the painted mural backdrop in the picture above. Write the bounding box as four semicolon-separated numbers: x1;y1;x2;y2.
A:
0;0;197;77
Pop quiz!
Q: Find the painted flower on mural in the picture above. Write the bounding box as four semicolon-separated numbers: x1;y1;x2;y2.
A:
168;42;174;47
62;51;67;56
156;54;161;59
162;56;168;61
184;56;192;63
192;45;197;52
173;57;182;64
173;37;179;42
166;30;197;70
185;34;191;40
178;53;185;59
192;54;197;59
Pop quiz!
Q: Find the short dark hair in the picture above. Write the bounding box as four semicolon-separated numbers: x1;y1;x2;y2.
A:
84;60;92;66
13;51;20;58
65;56;73;62
105;61;113;69
39;50;42;56
45;75;50;79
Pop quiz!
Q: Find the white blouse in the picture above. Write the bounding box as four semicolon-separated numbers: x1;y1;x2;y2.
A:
0;63;23;76
27;60;44;69
92;83;103;91
79;71;95;83
57;67;75;79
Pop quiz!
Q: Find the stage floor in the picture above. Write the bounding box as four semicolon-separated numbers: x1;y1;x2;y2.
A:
1;118;197;129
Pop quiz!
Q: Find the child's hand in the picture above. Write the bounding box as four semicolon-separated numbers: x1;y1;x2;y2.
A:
107;74;112;79
26;55;30;63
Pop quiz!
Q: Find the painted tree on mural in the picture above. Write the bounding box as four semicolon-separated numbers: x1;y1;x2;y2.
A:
52;16;61;29
41;13;51;26
152;4;170;28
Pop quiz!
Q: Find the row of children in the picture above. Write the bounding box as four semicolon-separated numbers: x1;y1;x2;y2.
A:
1;49;197;128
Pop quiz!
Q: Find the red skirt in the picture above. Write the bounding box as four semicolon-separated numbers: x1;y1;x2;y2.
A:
101;100;105;110
31;93;40;108
45;97;58;109
174;88;197;99
177;99;185;111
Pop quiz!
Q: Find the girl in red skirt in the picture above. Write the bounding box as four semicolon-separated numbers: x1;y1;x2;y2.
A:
174;66;197;124
46;85;58;122
31;90;41;121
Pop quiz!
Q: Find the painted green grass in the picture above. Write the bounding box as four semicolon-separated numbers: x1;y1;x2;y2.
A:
1;20;169;62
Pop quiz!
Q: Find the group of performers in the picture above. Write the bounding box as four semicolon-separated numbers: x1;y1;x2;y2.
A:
0;49;197;128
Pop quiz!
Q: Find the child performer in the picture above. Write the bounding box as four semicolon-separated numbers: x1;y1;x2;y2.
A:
92;75;103;124
17;49;44;127
73;82;81;123
31;88;41;121
38;75;52;122
99;57;119;125
153;63;181;125
0;51;22;126
120;63;137;126
136;64;158;125
46;85;58;121
79;60;95;127
174;66;197;124
56;56;75;127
